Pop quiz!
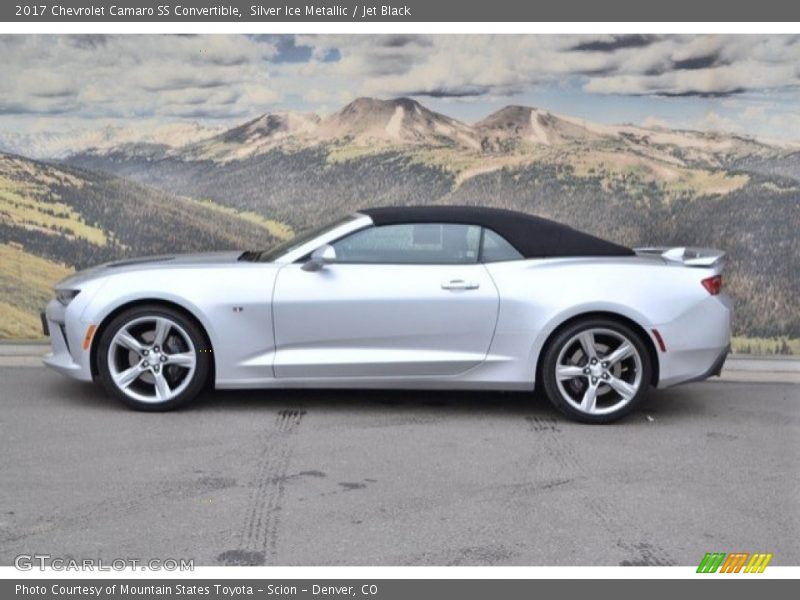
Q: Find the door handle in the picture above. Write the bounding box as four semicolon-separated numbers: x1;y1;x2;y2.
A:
441;279;480;290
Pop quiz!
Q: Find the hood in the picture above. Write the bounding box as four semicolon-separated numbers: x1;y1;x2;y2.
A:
106;251;243;268
56;251;245;290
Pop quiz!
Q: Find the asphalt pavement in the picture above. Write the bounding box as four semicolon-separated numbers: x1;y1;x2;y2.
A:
0;360;798;566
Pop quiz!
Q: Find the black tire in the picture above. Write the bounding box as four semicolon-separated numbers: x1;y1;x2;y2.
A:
96;304;211;411
541;318;652;424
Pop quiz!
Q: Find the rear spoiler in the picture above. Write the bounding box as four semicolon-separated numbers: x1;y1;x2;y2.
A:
634;246;726;268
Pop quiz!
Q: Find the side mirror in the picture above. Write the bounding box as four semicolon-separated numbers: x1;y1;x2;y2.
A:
302;244;337;272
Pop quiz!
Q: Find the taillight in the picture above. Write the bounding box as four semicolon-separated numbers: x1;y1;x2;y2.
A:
701;275;722;295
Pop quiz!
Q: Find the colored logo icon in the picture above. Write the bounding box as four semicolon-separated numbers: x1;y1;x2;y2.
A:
697;552;773;573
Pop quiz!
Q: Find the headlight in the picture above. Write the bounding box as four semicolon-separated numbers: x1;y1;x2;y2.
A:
55;289;80;306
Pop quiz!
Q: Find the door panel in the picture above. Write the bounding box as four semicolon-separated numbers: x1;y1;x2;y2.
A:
272;263;499;378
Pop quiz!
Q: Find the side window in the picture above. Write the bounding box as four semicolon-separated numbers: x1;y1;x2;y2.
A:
480;228;524;262
333;223;481;264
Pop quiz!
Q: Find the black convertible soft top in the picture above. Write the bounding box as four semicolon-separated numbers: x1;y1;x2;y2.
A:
360;206;634;259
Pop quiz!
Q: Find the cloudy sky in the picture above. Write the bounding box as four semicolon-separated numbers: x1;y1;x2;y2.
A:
2;34;800;145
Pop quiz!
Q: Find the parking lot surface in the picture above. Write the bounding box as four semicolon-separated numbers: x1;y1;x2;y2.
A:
0;367;797;566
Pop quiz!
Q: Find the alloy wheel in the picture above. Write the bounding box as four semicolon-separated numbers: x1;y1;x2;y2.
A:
554;327;643;416
107;316;197;404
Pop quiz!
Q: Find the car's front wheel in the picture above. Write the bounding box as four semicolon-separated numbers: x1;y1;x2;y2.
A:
96;305;210;411
541;318;652;423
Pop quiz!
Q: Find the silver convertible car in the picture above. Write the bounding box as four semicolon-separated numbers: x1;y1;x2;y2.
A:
42;206;731;423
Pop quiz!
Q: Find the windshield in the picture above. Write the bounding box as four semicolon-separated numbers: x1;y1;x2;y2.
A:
256;214;358;262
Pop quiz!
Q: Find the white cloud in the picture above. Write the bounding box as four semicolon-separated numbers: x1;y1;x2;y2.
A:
741;105;767;120
297;34;800;100
642;116;672;129
0;35;280;119
2;34;800;141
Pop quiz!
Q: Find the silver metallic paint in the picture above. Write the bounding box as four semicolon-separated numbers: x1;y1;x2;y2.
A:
43;213;732;393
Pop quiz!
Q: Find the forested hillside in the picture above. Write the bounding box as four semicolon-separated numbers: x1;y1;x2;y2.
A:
5;97;798;342
0;152;286;338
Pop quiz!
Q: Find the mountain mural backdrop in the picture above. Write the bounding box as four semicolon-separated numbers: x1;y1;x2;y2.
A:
2;97;799;348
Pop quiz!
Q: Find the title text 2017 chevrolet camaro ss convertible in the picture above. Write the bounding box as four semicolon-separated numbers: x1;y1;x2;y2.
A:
42;206;731;423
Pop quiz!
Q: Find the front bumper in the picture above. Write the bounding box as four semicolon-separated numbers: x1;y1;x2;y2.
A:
41;299;94;382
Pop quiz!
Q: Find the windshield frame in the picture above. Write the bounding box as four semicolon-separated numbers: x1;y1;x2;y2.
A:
258;213;371;263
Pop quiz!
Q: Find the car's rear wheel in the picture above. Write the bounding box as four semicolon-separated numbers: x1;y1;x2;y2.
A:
541;318;652;423
97;305;210;411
